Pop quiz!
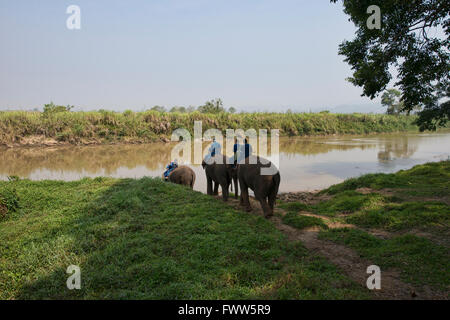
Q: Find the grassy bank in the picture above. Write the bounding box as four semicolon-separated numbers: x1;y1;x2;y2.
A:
1;162;448;299
0;177;367;299
0;110;418;146
278;161;450;292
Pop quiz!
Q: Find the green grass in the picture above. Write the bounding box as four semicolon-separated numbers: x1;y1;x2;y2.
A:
0;177;367;300
0;110;418;145
274;161;449;293
304;162;450;232
311;191;389;217
278;202;328;230
282;212;329;230
324;161;450;198
278;202;310;212
347;201;450;231
318;228;450;290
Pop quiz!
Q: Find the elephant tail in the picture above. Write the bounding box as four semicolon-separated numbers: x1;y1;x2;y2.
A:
190;172;196;189
272;172;281;195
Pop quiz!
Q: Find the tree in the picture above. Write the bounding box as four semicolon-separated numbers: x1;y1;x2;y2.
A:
381;89;404;115
331;0;449;130
186;106;197;113
43;102;73;116
198;98;225;114
151;105;166;112
170;106;187;113
228;107;237;114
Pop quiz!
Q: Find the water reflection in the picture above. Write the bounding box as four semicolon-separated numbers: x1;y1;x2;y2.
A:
1;132;449;192
377;136;418;164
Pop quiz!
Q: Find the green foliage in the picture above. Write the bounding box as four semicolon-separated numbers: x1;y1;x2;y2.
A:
43;102;73;117
382;89;404;115
331;0;449;130
0;178;367;299
319;228;450;289
169;106;187;113
0;184;19;218
198;98;225;114
0;109;419;146
150;105;166;112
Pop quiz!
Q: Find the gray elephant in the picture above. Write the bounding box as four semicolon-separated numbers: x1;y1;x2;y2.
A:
202;155;235;201
238;156;280;218
165;165;196;189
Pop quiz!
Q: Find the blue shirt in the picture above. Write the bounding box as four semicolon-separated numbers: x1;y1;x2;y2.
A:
243;144;252;158
209;141;221;156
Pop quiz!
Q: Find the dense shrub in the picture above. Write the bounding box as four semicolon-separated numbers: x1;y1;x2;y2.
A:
0;184;19;218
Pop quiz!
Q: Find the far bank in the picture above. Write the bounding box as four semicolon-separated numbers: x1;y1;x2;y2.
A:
0;110;419;147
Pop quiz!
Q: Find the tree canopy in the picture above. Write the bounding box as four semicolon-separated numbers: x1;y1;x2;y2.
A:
197;98;226;114
381;89;404;115
331;0;449;130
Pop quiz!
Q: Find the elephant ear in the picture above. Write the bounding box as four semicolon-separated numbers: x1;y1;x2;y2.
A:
201;160;206;169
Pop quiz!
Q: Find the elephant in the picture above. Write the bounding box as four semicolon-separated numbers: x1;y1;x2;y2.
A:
202;155;236;201
165;165;196;189
238;156;280;218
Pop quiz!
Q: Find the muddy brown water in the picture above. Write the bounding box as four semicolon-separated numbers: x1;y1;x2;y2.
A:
1;132;449;193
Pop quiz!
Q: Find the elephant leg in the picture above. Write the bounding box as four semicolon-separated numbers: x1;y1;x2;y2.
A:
233;177;239;199
213;182;219;195
221;183;229;202
240;186;251;212
268;190;277;211
207;176;213;195
238;178;249;209
257;196;273;218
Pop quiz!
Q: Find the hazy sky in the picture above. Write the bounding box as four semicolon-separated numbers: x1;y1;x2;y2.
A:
0;0;386;112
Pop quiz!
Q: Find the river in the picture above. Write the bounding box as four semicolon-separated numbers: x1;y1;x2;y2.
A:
1;131;449;193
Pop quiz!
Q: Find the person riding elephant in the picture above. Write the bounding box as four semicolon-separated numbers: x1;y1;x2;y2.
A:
163;165;196;189
204;138;222;164
163;159;178;181
202;154;235;201
238;155;280;218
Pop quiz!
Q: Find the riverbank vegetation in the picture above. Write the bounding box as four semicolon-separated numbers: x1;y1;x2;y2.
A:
0;107;419;147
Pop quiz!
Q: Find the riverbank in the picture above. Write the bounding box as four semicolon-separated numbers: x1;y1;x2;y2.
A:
0;161;448;299
0;110;418;147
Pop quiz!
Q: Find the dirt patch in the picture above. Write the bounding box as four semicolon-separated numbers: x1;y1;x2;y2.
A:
355;187;395;196
223;195;447;300
277;191;332;205
0;203;7;218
